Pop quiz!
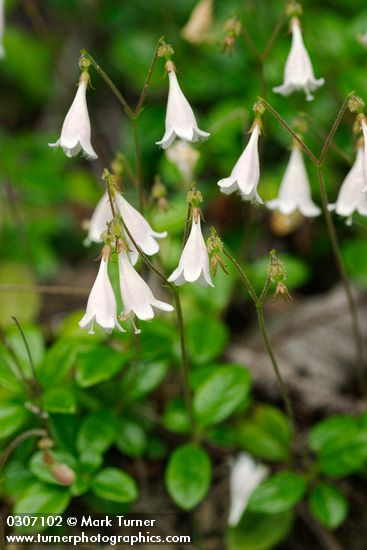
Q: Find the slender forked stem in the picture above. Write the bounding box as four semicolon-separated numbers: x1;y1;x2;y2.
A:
0;429;47;472
223;246;296;430
109;191;194;430
259;97;319;165
11;316;40;396
318;93;354;165
81;50;134;118
260;95;366;397
135;37;163;115
173;291;194;432
132;119;145;213
316;167;366;398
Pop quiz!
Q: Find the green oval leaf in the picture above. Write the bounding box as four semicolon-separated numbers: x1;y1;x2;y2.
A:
0;402;28;439
42;387;76;414
92;468;138;503
165;444;211;510
76;345;127;388
227;510;294;550
308;483;348;530
14;482;71;514
186;317;229;365
115;421;147;458
193;365;251;427
248;471;306;514
238;405;292;462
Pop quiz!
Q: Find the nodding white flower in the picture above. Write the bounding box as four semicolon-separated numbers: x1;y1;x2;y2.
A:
218;121;262;203
273;17;324;102
361;120;367;193
267;144;321;217
0;0;5;58
166;140;200;183
358;32;367;47
168;210;213;287
156;61;210;149
115;193;167;265
79;249;124;335
118;250;173;330
181;0;213;45
84;191;112;246
228;453;268;527
329;144;367;225
49;72;97;159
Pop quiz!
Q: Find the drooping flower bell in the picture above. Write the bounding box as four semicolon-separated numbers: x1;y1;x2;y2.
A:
84;191;112;245
166;140;200;184
329;140;367;225
156;60;210;149
217;120;262;203
267;142;321;217
181;0;213;45
228;453;268;527
168;208;213;287
49;71;97;159
79;247;124;335
115;193;167;265
273;17;324;101
118;249;173;331
361;119;367;192
0;0;5;58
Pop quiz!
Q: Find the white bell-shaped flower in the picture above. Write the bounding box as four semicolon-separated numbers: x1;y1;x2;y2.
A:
267;145;321;217
0;0;5;58
329;145;367;225
273;17;324;101
218;121;262;203
361;120;367;193
181;0;213;45
118;250;173;328
79;249;123;335
228;453;268;527
84;191;112;245
156;61;209;149
115;193;167;265
168;210;213;287
166;140;200;183
49;72;97;159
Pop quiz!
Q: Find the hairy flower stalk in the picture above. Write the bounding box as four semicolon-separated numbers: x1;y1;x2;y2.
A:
218;119;262;202
267;142;321;217
49;70;97;159
168;208;213;287
228;453;268;526
79;247;124;334
157;60;210;149
329;140;367;225
118;248;174;332
273;17;324;101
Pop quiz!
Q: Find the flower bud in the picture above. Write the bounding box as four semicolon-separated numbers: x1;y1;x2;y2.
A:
79;55;91;72
187;185;203;208
157;43;174;59
286;1;302;16
348;96;365;115
50;463;76;486
268;250;286;283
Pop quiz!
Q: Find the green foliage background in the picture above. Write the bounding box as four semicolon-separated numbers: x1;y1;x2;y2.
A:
1;1;367;548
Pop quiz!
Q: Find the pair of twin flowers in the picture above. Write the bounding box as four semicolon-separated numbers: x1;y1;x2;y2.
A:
48;16;367;335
